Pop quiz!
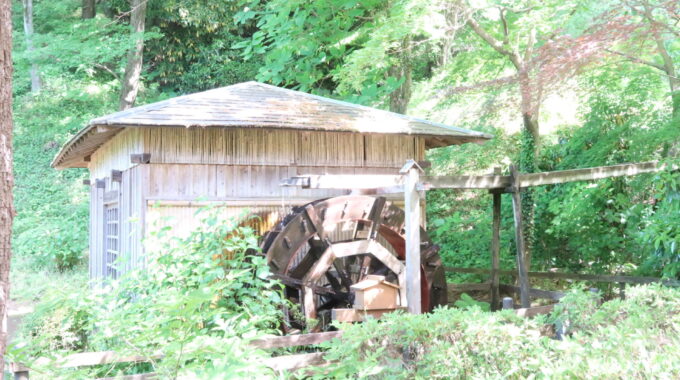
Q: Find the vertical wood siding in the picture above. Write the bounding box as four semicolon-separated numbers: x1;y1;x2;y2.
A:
88;126;426;281
89;128;144;180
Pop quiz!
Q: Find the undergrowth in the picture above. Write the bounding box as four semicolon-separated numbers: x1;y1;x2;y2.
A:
10;209;285;379
309;284;680;379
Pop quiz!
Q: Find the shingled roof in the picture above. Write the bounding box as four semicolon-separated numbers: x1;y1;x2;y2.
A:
52;81;492;168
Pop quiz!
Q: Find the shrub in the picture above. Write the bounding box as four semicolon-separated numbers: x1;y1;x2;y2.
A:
10;208;285;379
310;284;680;379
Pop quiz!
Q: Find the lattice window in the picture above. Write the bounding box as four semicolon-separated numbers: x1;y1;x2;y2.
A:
104;202;120;279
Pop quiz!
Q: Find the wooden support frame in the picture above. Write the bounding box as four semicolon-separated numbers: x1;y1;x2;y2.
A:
281;160;671;192
401;160;423;314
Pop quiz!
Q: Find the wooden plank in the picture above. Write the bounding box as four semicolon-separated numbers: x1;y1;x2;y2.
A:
510;165;531;308
515;304;555;318
419;160;670;190
518;160;667;187
281;174;404;189
249;331;343;350
402;161;422;314
420;174;511;190
444;267;680;286
264;352;329;372
331;308;405;323
490;171;501;311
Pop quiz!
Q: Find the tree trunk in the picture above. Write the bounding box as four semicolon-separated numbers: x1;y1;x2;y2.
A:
519;123;537;271
0;0;14;371
22;0;40;92
119;0;147;110
518;70;539;271
388;63;412;114
82;0;95;19
388;38;413;114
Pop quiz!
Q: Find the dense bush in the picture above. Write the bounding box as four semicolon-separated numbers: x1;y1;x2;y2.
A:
310;284;680;379
10;209;285;379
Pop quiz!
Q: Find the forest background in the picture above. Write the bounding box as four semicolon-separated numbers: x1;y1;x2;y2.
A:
3;0;680;377
8;0;679;310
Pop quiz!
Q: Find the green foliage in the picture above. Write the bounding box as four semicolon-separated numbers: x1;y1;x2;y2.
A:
11;210;284;379
453;293;490;311
143;0;260;92
309;285;680;379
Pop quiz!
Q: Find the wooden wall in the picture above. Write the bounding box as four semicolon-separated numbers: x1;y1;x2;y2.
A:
89;128;144;180
141;127;421;168
88;126;426;281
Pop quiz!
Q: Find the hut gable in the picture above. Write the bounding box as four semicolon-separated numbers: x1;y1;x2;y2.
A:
52;81;491;169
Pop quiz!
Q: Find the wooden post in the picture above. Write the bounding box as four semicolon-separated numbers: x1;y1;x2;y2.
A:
490;167;502;311
502;297;514;310
401;160;423;314
509;165;531;308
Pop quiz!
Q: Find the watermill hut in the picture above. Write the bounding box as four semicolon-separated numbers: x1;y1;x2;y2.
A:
52;81;491;282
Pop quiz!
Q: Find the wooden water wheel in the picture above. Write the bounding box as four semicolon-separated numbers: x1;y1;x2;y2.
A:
261;195;447;331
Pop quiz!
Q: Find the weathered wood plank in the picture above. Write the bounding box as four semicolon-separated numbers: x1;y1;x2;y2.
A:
515;304;555;318
444;267;680;286
332;308;405;323
420;174;511;190
402;161;422;314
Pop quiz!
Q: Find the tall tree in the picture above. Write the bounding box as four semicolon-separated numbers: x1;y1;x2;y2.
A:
22;0;41;92
82;0;96;19
0;0;14;370
448;1;629;268
119;0;147;110
606;0;679;117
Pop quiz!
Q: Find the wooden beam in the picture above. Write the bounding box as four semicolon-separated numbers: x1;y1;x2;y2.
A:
332;308;405;323
510;165;530;308
490;167;502;311
444;267;680;286
420;160;670;190
280;160;671;192
420;174;511;190
401;160;422;314
518;160;667;187
280;174;404;190
95;179;106;189
515;304;555;318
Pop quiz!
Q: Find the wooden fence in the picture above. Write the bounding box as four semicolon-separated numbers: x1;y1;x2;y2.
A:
445;266;680;306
